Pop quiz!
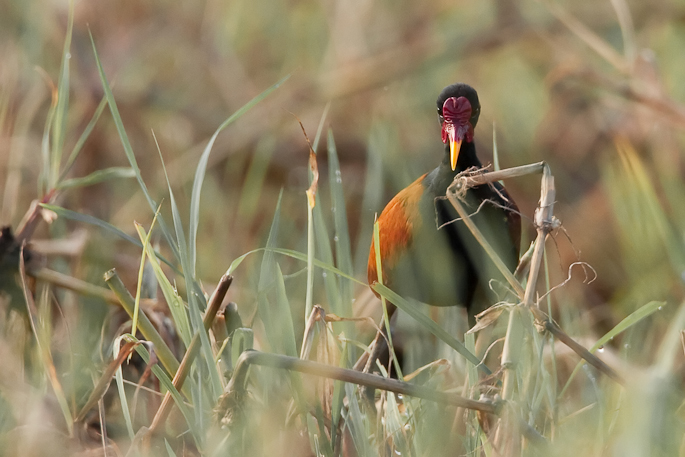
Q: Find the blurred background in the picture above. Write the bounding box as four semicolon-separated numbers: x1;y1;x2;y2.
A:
2;0;685;348
1;0;685;447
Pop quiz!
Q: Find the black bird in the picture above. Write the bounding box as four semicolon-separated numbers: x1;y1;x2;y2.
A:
363;83;521;371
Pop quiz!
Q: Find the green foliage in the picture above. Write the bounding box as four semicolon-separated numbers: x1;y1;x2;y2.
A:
2;0;685;455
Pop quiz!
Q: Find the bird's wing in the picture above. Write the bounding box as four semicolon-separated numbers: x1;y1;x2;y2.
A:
367;174;426;288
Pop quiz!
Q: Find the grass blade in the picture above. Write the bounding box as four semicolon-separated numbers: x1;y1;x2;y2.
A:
229;246;366;286
132;211;162;340
560;300;664;398
40;80;57;194
41;203;177;271
19;254;73;434
57;166;135;190
327;130;354;324
50;0;74;187
144;238;192;347
345;383;373;457
59;95;108;183
373;219;403;379
112;337;136;441
188;74;290;276
257;190;286;352
89;30;180;261
274;263;298;357
313;198;341;315
372;283;488;372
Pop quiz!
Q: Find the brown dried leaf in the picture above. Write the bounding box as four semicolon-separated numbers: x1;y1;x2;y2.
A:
292;114;319;208
467;306;506;334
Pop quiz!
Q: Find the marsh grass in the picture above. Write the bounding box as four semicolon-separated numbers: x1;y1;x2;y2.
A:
1;0;685;456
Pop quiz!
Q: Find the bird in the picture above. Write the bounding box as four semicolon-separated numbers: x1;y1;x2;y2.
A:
362;83;521;372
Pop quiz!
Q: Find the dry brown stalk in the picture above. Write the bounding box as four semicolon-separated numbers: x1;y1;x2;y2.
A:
147;273;233;435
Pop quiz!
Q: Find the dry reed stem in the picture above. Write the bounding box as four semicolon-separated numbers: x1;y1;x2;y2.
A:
75;341;141;423
30;267;120;306
147;273;233;435
493;164;555;453
450;162;624;454
455;162;546;189
225;350;500;414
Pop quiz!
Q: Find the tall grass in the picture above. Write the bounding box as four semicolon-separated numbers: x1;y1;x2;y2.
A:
1;0;685;456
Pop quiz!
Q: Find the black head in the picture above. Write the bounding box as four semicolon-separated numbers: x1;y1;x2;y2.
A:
436;83;481;170
436;83;481;127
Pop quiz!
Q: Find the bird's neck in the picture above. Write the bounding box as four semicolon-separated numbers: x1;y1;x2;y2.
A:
427;141;482;195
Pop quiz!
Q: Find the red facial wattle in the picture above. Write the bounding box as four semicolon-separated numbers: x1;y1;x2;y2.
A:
441;96;473;171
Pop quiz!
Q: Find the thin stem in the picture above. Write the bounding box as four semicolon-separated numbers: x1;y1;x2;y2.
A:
148;274;233;434
227;351;499;413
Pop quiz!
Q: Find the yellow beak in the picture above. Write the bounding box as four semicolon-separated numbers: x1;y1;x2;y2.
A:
450;136;463;171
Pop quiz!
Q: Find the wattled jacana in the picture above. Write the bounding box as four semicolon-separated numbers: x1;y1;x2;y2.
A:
363;83;521;371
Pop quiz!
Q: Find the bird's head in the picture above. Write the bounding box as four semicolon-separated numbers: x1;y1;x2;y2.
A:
437;83;481;171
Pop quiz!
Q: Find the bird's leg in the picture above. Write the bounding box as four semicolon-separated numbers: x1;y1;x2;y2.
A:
353;311;398;416
349;328;385;418
361;327;389;374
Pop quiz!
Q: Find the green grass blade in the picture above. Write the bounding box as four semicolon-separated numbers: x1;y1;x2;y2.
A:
492;122;500;172
373;219;402;379
386;389;411;454
50;0;74;188
372;283;488;372
311;101;330;152
42;203;139;245
344;383;373;457
89;31;180;260
329;341;348;446
229;246;366;286
230;328;254;370
112;337;135;441
560;300;664;398
57;166;136;190
327;130;354;321
164;440;178;457
132;212;162;339
154;131;222;400
252;193;303;358
19;263;74;434
59;95;108;183
188;74;290;276
40;90;56;194
150;131;193;347
274;263;298;357
257;190;286;352
313;198;341;315
40;203;177;271
143;240;192;347
655;300;685;375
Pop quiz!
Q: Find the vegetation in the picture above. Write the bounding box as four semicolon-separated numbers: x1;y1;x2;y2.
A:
1;0;684;455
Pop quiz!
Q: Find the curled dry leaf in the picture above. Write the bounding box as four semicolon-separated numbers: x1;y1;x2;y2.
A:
404;358;451;382
467;305;507;334
293;114;319;208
